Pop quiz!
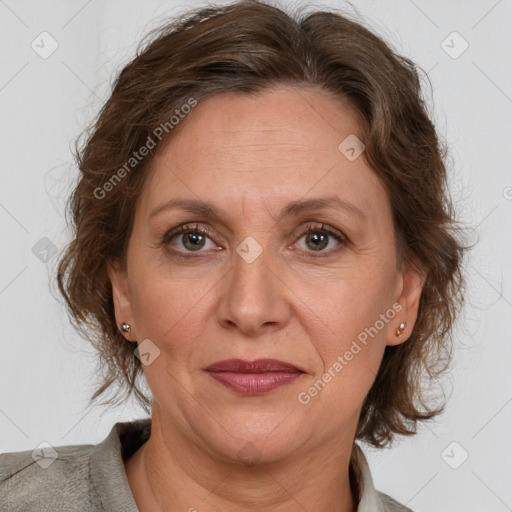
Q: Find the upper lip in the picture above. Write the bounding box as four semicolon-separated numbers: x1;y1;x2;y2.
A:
204;358;304;373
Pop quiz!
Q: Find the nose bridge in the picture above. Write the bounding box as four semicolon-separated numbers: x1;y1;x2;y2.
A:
234;234;270;294
217;233;290;334
232;234;273;310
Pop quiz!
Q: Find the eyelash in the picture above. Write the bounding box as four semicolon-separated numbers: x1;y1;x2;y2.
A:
160;222;347;259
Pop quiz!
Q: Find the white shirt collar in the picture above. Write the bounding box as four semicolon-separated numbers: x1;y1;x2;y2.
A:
353;442;384;511
352;442;412;512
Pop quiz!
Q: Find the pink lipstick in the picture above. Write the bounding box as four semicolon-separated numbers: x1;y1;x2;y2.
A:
204;358;305;395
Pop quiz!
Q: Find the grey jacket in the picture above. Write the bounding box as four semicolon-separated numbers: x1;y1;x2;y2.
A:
0;418;413;511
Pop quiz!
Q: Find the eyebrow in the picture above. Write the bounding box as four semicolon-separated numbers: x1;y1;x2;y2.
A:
149;196;366;222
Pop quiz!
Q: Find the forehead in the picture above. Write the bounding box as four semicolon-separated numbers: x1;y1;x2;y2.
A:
138;85;388;223
161;85;364;161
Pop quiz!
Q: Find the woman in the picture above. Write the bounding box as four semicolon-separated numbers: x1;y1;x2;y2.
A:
0;1;466;510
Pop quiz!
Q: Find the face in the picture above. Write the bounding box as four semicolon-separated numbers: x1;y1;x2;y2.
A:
109;85;424;463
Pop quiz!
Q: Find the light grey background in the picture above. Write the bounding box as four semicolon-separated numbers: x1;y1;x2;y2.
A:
1;1;511;511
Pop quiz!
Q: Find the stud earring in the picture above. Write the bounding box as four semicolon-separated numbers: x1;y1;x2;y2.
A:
395;321;407;337
120;323;131;333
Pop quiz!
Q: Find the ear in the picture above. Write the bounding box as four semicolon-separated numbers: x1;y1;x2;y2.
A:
107;258;137;342
386;258;426;346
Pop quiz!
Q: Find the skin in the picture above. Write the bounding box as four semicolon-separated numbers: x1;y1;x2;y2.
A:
108;85;425;512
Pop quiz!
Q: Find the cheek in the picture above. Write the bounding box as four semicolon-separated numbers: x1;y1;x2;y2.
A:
128;271;211;408
297;281;391;420
128;252;219;363
308;264;397;356
131;278;201;342
296;262;397;409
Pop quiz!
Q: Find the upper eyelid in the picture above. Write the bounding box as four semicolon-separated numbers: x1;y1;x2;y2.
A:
163;222;346;247
164;221;344;235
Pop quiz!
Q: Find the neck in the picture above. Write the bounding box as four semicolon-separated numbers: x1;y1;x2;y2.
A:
125;410;359;512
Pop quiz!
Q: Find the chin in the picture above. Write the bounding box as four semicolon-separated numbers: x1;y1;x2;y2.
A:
194;412;311;466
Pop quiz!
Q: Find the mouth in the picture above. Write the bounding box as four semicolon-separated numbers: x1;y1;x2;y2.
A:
204;358;306;395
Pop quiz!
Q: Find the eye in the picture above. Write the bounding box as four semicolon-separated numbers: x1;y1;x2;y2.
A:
293;223;346;256
161;222;347;258
161;223;219;254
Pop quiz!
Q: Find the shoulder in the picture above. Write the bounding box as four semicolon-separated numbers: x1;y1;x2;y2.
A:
0;442;97;511
377;490;414;512
0;419;149;512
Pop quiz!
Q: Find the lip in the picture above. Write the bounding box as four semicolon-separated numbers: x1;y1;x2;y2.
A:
204;358;305;395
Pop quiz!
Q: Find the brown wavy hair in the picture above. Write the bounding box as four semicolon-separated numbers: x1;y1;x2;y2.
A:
55;0;468;448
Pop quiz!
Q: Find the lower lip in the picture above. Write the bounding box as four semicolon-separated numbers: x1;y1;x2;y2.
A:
206;371;303;395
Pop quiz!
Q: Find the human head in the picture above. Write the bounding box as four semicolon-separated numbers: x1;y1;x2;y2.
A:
56;0;466;449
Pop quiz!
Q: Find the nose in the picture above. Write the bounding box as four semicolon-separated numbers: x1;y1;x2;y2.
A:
216;241;292;337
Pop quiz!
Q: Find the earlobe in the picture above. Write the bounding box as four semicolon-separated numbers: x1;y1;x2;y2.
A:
107;259;136;341
386;259;426;346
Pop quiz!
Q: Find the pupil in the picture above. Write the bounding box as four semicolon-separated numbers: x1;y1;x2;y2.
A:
184;233;205;250
307;233;327;250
